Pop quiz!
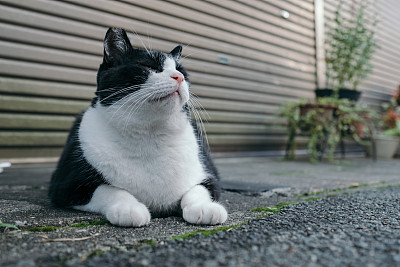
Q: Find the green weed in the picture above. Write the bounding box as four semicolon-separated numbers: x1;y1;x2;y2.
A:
249;201;299;213
27;226;60;232
172;222;247;240
0;221;18;230
71;220;109;228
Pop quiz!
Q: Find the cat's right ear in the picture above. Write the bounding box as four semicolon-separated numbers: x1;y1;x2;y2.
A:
103;28;133;64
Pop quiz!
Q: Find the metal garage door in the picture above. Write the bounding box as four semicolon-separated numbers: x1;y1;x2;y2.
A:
0;0;317;160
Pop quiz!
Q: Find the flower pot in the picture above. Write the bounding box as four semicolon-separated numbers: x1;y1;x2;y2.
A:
353;121;366;138
396;145;400;158
338;88;362;101
352;113;371;138
365;135;400;159
315;88;334;99
299;103;336;131
299;103;336;117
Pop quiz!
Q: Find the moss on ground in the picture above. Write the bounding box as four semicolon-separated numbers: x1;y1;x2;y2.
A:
26;220;110;232
71;219;109;228
249;201;299;213
27;225;60;232
172;222;247;240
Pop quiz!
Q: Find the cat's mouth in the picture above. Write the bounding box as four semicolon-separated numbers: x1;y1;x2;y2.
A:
151;90;181;102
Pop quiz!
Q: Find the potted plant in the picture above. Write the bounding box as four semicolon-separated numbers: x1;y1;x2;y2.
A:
367;107;400;159
394;85;400;157
281;98;375;163
281;100;339;163
321;0;378;101
335;100;374;139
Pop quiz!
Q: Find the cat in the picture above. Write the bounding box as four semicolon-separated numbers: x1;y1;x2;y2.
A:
48;28;227;227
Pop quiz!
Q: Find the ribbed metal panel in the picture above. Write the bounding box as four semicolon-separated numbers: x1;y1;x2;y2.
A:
0;0;318;158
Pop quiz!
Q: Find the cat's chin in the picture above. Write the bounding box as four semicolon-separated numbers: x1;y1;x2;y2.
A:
149;91;188;112
149;90;181;103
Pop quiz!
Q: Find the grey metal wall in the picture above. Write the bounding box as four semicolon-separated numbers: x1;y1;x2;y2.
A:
4;0;398;161
0;0;317;159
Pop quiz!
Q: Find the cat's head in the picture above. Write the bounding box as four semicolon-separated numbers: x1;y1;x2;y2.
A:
95;28;190;118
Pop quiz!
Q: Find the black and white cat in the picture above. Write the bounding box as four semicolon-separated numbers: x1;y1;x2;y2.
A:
48;28;227;227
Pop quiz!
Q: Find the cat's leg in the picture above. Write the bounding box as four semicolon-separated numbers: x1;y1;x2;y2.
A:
74;185;151;227
181;185;228;225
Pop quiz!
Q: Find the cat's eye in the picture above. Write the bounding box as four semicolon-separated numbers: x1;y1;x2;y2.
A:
140;62;159;72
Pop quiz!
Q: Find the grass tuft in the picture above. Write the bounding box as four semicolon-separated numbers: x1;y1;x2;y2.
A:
71;220;109;228
27;225;60;232
172;222;247;240
249;201;299;213
145;239;157;246
250;207;280;213
0;221;18;230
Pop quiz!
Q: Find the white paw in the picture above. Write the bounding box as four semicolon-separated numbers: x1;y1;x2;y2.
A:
105;202;151;227
183;202;228;225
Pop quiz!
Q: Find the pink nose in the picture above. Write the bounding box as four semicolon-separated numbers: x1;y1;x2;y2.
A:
171;72;184;84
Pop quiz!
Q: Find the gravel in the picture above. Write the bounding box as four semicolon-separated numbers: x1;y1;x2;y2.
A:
76;187;400;267
2;158;400;267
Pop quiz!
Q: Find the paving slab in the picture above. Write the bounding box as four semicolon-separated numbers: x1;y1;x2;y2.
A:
215;157;400;193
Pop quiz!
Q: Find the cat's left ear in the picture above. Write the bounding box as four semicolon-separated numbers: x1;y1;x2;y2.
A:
170;45;182;62
103;28;133;64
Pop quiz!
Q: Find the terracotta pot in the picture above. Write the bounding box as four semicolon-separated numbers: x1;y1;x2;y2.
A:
353;121;366;138
352;113;371;138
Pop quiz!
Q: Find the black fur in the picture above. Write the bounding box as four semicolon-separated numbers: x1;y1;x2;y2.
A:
48;27;221;212
48;114;108;207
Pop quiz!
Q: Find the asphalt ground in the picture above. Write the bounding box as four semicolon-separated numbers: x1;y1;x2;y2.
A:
1;157;400;266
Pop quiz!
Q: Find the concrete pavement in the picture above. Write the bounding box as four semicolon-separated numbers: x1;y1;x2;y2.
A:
1;156;400;266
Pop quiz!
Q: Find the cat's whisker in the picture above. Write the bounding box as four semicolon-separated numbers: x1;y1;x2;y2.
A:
97;83;158;104
190;103;210;149
187;96;210;149
107;89;154;124
146;28;153;52
128;26;153;58
109;89;154;123
121;91;156;135
180;51;200;62
189;97;209;124
189;94;210;122
99;87;134;103
103;82;167;110
115;87;165;120
183;42;192;53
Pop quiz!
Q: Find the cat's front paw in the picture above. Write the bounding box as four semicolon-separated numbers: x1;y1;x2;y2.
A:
105;202;151;227
183;202;227;225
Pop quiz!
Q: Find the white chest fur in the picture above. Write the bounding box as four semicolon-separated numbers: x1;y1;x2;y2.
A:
79;107;206;212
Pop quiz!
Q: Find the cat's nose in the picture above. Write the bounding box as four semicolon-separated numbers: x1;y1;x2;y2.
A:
171;72;184;84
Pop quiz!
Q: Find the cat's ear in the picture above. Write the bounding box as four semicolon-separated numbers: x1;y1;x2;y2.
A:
170;45;182;61
103;28;133;63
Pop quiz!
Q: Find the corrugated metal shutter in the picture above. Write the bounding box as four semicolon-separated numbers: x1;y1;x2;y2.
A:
0;0;317;159
324;0;400;106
